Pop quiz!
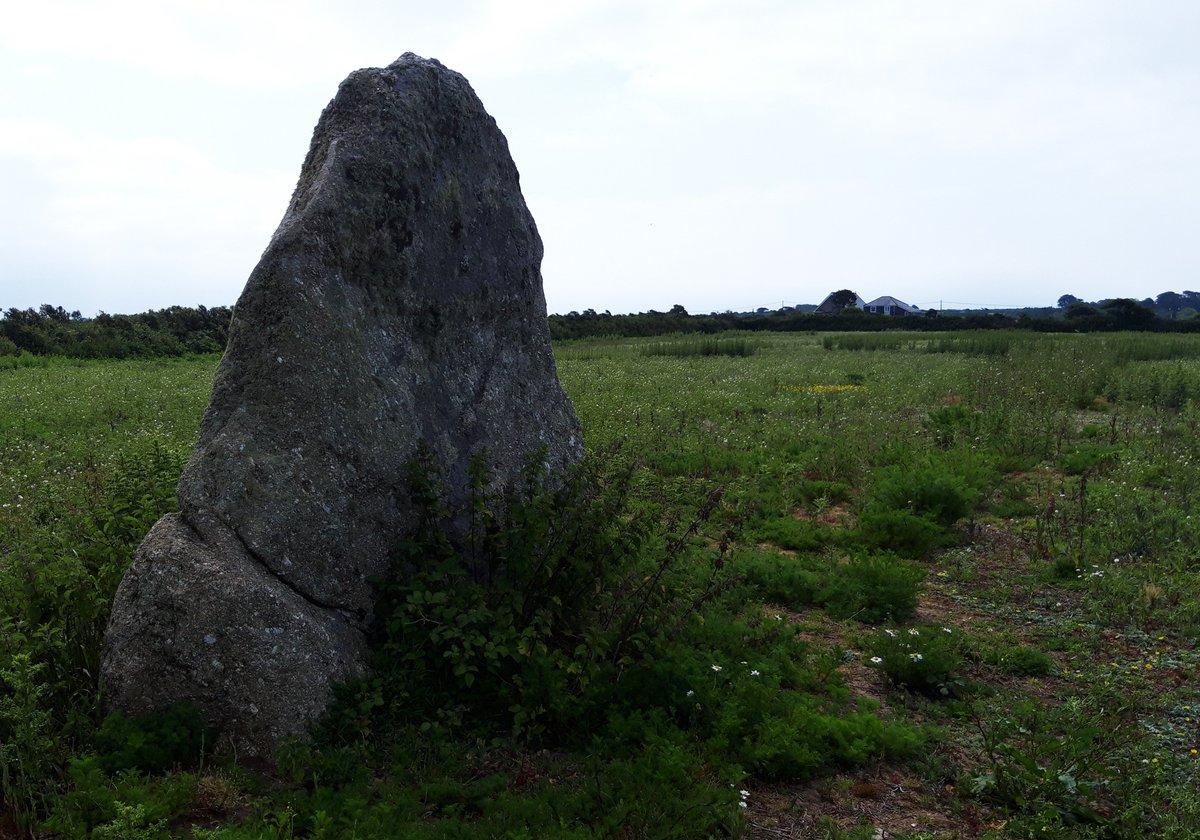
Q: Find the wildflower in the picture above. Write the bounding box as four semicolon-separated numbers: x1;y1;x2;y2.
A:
711;664;722;672
909;653;924;662
884;629;897;637
686;690;695;697
870;657;883;664
740;790;750;798
942;627;952;634
750;670;761;676
908;628;920;636
738;801;747;809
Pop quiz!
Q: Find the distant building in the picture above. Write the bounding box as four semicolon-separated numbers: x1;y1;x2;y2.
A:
815;291;866;314
863;296;922;316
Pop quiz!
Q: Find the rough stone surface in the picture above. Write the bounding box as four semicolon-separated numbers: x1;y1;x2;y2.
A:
103;53;582;754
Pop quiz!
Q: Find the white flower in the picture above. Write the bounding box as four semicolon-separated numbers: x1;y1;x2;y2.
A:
750;670;760;676
884;629;898;637
870;657;883;664
711;664;722;672
740;790;750;798
907;628;920;636
942;627;953;634
909;652;924;662
686;690;695;697
738;801;748;808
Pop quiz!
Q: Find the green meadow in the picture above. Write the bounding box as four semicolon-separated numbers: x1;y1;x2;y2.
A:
2;331;1200;838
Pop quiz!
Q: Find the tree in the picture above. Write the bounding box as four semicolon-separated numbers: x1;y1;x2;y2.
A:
828;289;859;309
668;304;689;317
1100;298;1157;329
1156;291;1184;319
1057;294;1081;309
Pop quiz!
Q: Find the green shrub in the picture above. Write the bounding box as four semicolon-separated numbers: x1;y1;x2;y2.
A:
855;509;946;558
358;449;729;741
738;550;819;608
996;645;1056;677
817;554;925;624
990;497;1038;518
1060;443;1119;475
44;756;198;839
732;694;922;781
740;550;923;622
794;478;852;506
751;516;830;551
868;462;980;526
93;704;209;775
925;404;980;448
864;625;966;697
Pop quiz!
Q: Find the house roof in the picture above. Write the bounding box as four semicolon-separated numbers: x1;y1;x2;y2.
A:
815;292;866;313
864;296;922;312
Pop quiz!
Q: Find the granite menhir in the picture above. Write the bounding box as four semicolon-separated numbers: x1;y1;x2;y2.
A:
102;54;582;753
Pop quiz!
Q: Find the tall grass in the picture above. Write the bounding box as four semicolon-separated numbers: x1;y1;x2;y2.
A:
924;333;1013;356
641;337;756;357
821;333;909;352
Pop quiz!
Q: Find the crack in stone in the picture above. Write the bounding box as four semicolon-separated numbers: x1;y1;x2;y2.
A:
231;529;358;622
180;510;360;624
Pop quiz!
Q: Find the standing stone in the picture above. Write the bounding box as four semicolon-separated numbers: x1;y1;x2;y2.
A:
102;53;582;753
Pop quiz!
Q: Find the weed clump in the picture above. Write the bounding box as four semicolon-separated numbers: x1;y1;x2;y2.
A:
865;625;967;698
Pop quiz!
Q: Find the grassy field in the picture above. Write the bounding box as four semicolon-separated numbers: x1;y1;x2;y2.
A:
2;332;1200;838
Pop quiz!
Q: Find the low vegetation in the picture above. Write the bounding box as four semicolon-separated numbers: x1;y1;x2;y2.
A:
2;331;1200;837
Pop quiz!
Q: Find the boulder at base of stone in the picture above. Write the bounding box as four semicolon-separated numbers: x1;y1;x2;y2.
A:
102;53;582;755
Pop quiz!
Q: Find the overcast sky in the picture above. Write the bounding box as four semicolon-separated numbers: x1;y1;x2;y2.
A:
2;0;1198;316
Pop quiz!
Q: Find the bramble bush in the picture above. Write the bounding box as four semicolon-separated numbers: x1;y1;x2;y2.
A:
324;449;927;788
349;446;734;741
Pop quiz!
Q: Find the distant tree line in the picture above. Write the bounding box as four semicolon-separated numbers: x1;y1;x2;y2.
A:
6;292;1200;360
1058;290;1200;322
548;297;1200;342
0;304;232;359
